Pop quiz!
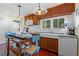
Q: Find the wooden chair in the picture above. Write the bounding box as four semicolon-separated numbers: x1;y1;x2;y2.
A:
25;34;40;56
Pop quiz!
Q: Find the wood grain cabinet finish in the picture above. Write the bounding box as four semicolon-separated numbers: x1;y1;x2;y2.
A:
39;37;58;55
24;14;40;25
47;38;58;53
32;15;40;25
40;3;75;19
40;37;47;49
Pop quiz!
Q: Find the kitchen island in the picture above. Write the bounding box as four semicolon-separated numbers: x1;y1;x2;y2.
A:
6;34;33;56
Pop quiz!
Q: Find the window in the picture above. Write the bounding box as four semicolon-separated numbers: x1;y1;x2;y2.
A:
59;18;64;28
53;19;58;28
42;20;50;28
53;18;64;28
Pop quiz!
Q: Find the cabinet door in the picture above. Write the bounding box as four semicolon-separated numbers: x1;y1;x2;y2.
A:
47;38;58;53
40;37;47;49
33;15;40;25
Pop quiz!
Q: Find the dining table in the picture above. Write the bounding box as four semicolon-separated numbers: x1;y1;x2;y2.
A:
6;34;33;56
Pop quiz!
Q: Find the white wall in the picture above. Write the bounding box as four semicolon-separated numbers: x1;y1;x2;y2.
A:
0;16;12;44
0;16;11;34
28;14;75;34
28;25;41;33
0;16;24;44
75;4;79;36
75;4;79;55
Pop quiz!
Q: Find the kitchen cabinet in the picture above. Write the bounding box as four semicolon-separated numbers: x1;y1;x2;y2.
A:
24;14;40;25
40;37;47;49
37;3;75;19
32;15;40;25
39;37;58;55
47;38;58;53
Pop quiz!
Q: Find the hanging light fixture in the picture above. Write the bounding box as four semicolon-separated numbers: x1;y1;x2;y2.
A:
32;3;48;15
18;5;21;20
17;5;24;20
13;5;22;31
13;5;24;21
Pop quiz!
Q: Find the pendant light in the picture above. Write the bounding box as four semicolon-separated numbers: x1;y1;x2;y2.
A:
32;3;48;15
13;5;22;21
13;5;22;31
18;5;21;20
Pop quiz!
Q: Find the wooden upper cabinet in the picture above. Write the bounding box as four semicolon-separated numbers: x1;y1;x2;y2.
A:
24;14;33;20
24;14;40;25
24;3;75;24
43;3;75;18
32;15;40;25
51;3;75;17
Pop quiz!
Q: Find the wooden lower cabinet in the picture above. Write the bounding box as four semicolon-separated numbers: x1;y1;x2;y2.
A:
47;38;58;54
40;37;47;49
39;37;58;56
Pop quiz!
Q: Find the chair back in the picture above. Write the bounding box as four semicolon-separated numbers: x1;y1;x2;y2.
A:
32;34;40;53
32;34;40;42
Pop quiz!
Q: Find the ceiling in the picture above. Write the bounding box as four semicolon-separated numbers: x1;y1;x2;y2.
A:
0;3;63;17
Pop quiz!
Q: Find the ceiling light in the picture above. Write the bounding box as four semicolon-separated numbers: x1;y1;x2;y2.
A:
32;3;48;15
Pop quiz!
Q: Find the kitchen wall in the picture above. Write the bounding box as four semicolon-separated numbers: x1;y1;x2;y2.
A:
75;3;79;36
0;16;24;44
0;16;14;34
0;16;12;44
7;16;24;33
28;13;75;34
75;4;79;53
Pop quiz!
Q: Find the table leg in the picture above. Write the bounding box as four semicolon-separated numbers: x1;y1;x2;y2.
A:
7;38;9;56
